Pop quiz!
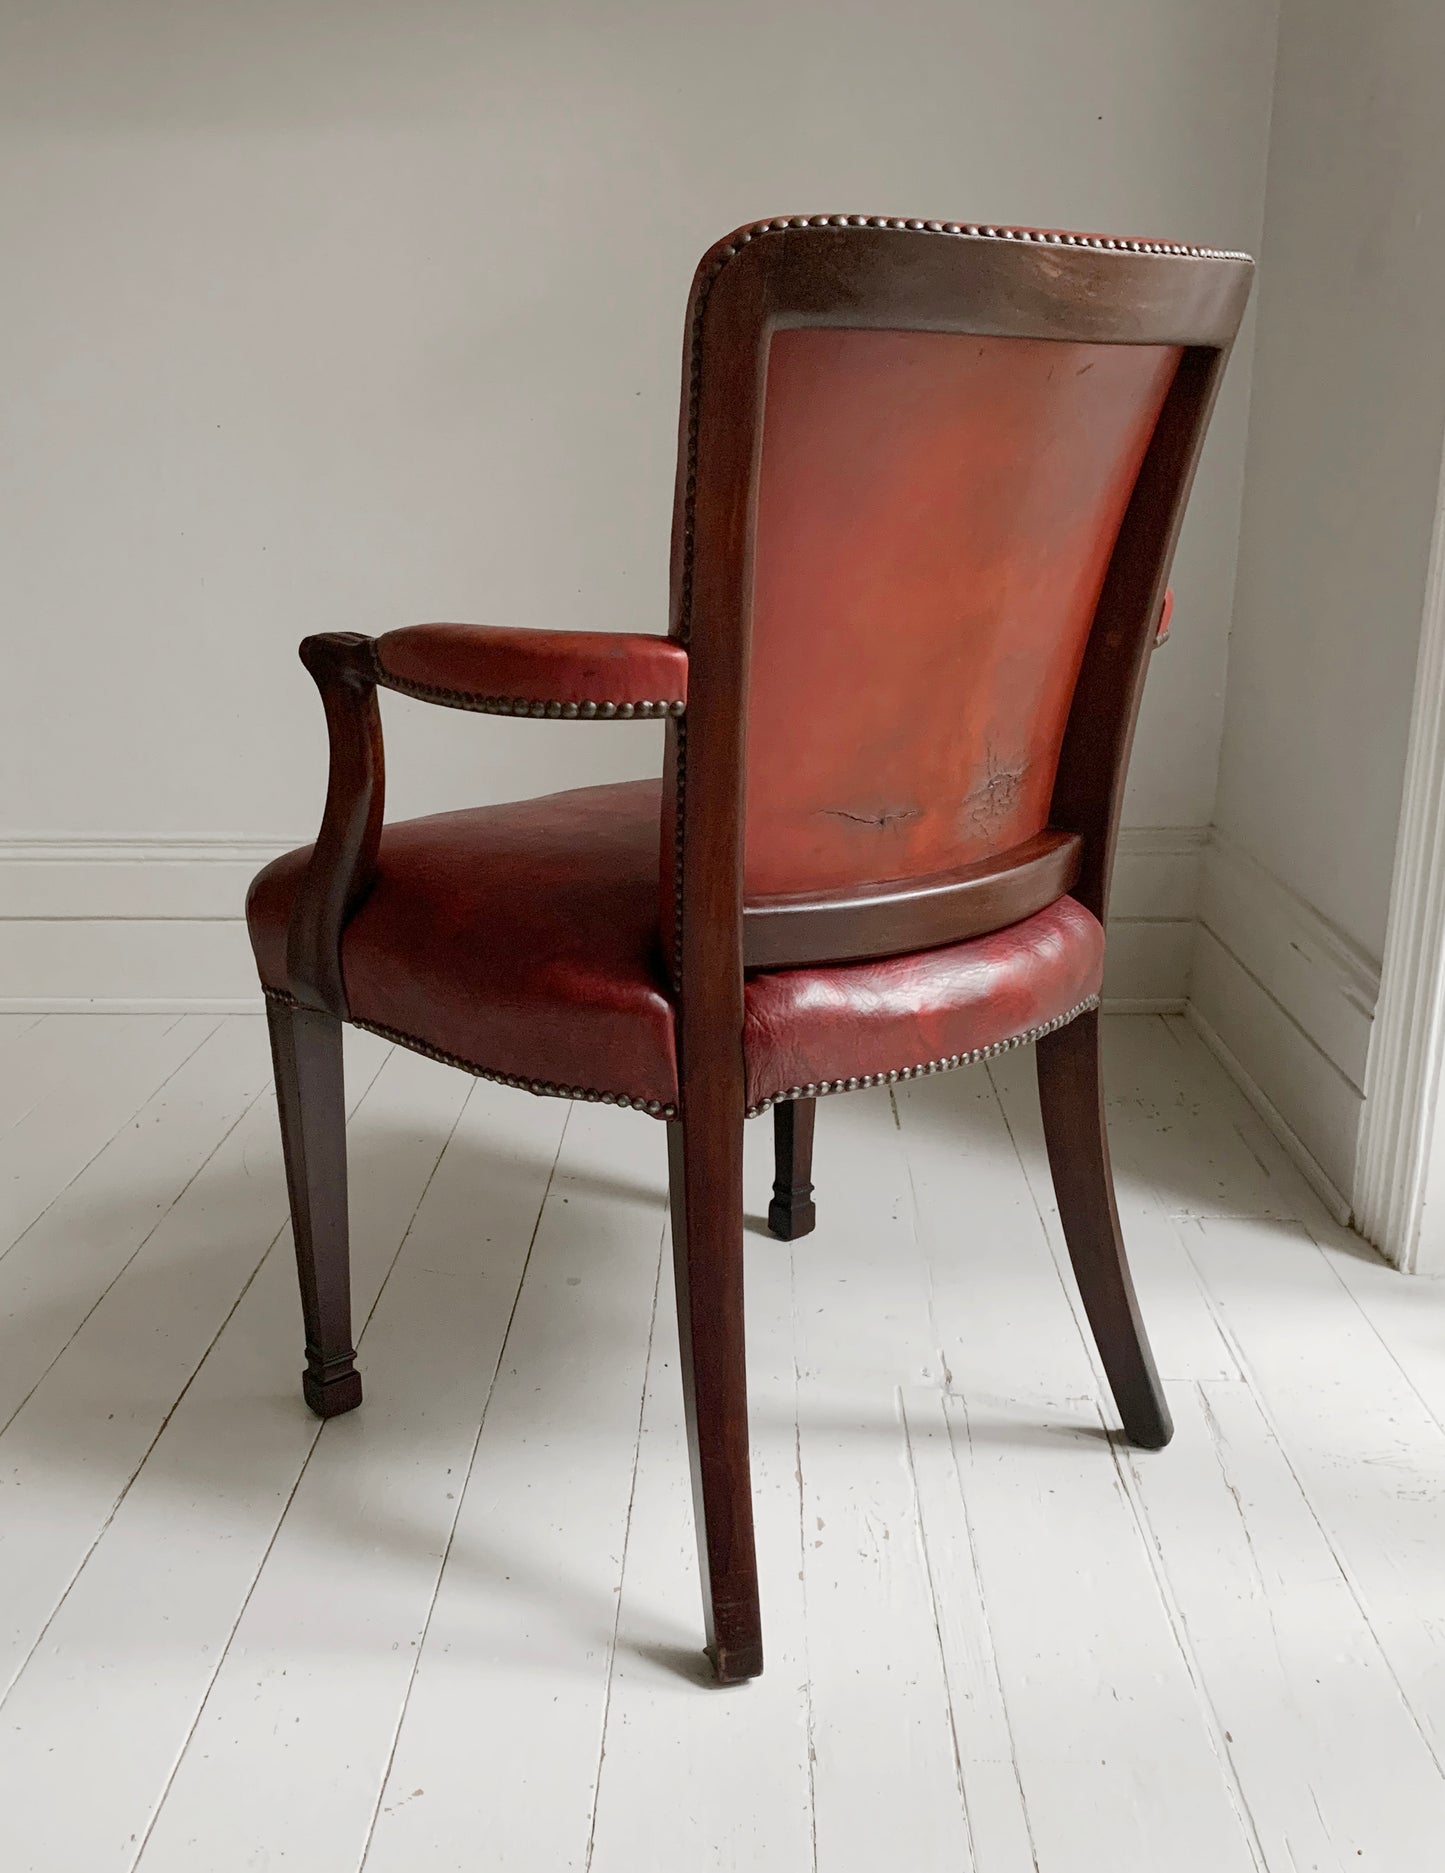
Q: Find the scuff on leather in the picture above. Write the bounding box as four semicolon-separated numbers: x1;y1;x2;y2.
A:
964;751;1027;837
821;805;922;830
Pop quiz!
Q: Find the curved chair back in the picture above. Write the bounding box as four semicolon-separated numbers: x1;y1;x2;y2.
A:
661;217;1252;990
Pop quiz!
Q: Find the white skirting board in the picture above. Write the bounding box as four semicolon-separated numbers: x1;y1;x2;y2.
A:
0;837;291;1014
1190;832;1381;1226
1184;1002;1354;1226
0;826;1208;1014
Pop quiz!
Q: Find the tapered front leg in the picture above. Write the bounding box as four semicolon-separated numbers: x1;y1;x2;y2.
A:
768;1098;817;1240
1035;1007;1170;1448
266;997;362;1418
667;1111;762;1683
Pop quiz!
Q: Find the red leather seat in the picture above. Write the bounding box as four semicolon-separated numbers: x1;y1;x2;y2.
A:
247;777;1104;1118
742;891;1103;1112
248;780;680;1113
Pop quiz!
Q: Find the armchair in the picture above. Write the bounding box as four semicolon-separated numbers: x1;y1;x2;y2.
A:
247;215;1252;1684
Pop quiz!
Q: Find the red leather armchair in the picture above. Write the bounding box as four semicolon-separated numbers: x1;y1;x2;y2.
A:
248;215;1252;1685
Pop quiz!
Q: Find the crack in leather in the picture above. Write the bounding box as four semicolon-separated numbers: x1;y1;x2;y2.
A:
821;806;923;829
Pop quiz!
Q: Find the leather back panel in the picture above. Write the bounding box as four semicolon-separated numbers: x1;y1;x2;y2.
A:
742;327;1181;901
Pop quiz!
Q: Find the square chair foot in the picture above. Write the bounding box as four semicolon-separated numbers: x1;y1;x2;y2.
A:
303;1366;363;1418
767;1195;817;1240
710;1637;765;1685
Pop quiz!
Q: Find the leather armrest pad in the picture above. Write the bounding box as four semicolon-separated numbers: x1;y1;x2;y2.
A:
373;624;687;716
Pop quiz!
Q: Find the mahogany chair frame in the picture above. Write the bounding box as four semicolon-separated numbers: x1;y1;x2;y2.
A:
263;217;1253;1685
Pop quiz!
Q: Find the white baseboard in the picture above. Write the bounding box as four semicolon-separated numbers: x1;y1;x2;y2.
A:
1185;1003;1353;1225
0;825;1210;1013
0;835;298;919
1191;833;1380;1210
0;920;267;1013
1198;833;1377;1082
0;836;292;1012
1101;823;1209;1012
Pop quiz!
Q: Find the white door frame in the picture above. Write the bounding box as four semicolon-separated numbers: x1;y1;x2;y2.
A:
1356;430;1445;1272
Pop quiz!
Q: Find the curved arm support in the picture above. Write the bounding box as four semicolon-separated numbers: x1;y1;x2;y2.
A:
372;623;687;719
285;632;385;1018
282;623;682;1017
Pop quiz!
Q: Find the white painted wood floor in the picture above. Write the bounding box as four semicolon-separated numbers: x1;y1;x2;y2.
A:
3;1010;1445;1871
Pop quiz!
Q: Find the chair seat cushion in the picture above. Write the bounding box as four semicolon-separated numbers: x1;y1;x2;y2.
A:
247;780;681;1112
742;895;1103;1112
247;779;1105;1120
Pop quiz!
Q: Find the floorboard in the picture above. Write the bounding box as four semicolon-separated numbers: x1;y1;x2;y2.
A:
359;1100;667;1873
791;1090;973;1872
0;1029;402;1868
135;1072;562;1873
1130;1378;1445;1871
1180;1211;1445;1773
0;1016;274;1437
585;1112;812;1873
901;1389;1040;1873
0;1014;218;1251
3;1013;1444;1872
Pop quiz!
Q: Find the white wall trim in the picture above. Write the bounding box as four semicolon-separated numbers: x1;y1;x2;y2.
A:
1200;831;1379;1081
1356;428;1445;1272
0;824;1209;1015
0;996;267;1015
0;836;297;920
1102;824;1209;1014
1190;832;1380;1212
1185;1002;1353;1225
0;836;297;1012
0;834;299;855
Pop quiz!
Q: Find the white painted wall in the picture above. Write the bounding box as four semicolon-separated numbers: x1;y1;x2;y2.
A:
1193;0;1445;1214
0;1;1278;1006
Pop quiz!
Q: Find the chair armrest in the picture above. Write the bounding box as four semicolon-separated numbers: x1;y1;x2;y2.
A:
1154;588;1175;647
282;624;686;1016
372;623;687;719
